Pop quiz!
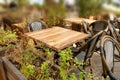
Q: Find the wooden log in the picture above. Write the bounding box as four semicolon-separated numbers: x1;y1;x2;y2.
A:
0;58;6;80
2;57;27;80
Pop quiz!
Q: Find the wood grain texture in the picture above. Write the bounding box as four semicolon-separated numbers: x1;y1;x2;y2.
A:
2;57;27;80
25;26;90;51
64;17;96;24
0;58;6;80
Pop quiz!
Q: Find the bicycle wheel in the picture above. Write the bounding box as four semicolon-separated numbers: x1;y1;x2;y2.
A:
100;35;120;80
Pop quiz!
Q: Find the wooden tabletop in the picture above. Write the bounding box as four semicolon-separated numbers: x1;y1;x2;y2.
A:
25;27;90;51
64;17;96;24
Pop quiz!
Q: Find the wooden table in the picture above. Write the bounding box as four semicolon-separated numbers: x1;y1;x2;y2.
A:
64;17;96;24
25;26;90;51
64;17;96;31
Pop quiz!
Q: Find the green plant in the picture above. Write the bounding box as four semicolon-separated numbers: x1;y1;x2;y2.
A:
9;42;93;80
44;0;66;26
79;70;86;80
87;73;93;80
73;57;85;68
17;0;29;7
0;29;17;46
59;68;68;80
20;64;35;78
0;29;18;58
76;0;105;17
18;47;38;78
68;73;77;80
28;59;52;80
20;49;38;65
78;71;93;80
58;47;73;68
58;47;93;80
44;48;51;57
39;61;51;79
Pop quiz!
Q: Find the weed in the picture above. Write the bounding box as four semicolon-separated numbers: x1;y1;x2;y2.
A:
20;64;35;78
0;29;17;47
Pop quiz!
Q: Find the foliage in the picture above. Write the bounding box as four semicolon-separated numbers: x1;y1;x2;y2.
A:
74;57;85;68
44;48;51;57
79;71;93;80
58;47;92;80
20;48;38;64
43;0;66;26
69;73;77;80
87;73;93;80
10;45;37;79
40;61;51;79
19;47;38;78
59;67;68;80
58;47;73;68
17;0;29;7
0;29;21;63
21;64;35;78
102;76;108;80
76;0;105;17
79;70;86;80
0;29;17;48
33;3;43;9
9;43;93;80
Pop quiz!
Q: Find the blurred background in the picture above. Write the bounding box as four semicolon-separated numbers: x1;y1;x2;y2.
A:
0;0;120;27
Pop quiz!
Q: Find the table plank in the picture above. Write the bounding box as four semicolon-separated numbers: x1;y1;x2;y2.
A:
27;27;69;40
25;27;64;36
50;32;89;51
64;17;96;24
25;27;90;51
40;31;84;45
